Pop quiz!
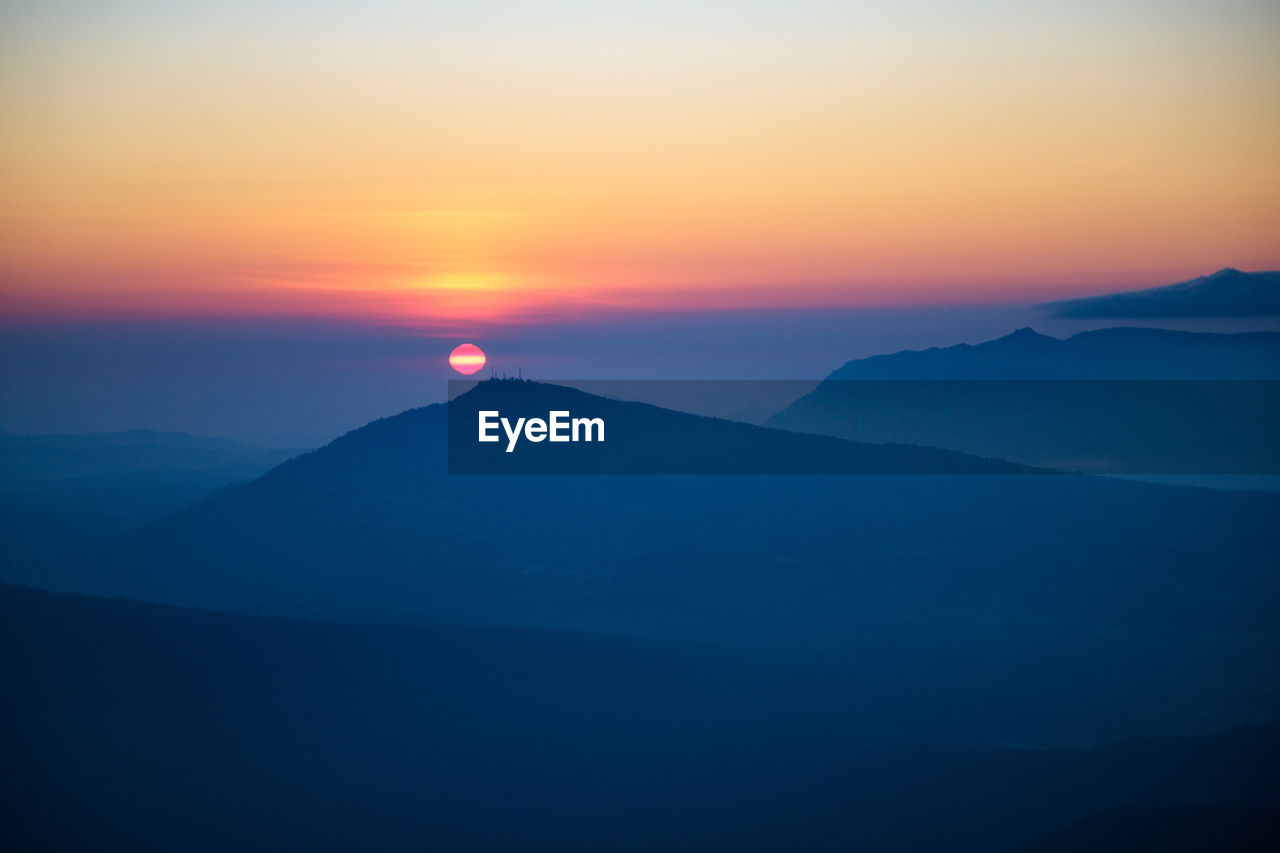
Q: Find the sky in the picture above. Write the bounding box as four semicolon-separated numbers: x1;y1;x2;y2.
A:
2;0;1278;328
1;1;1278;443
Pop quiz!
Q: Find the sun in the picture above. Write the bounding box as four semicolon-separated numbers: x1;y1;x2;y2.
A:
448;343;487;375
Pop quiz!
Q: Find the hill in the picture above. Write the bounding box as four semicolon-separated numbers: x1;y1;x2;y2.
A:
0;429;302;486
0;430;302;567
6;382;1279;748
3;583;1277;853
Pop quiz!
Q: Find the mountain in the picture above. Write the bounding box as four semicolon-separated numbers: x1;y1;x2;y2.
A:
818;326;1280;380
0;429;303;489
1044;268;1280;318
3;583;1278;853
9;381;1280;748
766;328;1280;473
0;430;303;567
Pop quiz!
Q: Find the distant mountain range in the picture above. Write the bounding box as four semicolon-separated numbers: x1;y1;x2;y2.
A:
768;328;1280;473
819;326;1280;380
1044;268;1280;318
4;582;1277;853
0;430;303;567
0;429;302;485
10;380;1278;748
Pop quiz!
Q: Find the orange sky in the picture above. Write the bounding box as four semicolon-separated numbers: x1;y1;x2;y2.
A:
2;1;1278;325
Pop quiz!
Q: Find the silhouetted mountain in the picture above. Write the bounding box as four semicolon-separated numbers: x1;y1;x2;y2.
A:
0;430;303;567
767;329;1280;472
1044;268;1280;318
819;326;1280;380
3;584;1277;853
10;382;1279;748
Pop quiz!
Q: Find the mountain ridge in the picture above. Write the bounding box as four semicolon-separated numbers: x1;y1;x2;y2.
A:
770;328;1280;473
6;380;1277;748
821;326;1280;380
